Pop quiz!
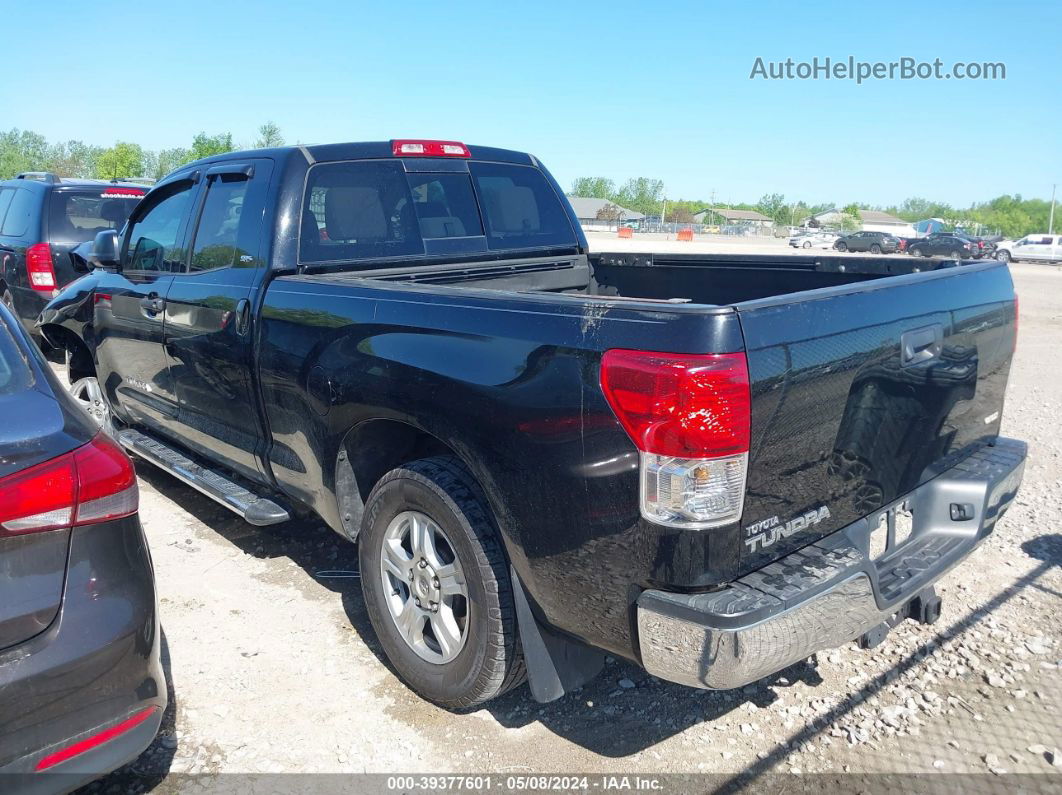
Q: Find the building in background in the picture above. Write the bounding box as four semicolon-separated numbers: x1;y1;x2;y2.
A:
806;208;915;236
692;208;774;234
568;197;644;230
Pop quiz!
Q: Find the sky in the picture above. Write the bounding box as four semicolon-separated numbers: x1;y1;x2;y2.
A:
2;0;1059;208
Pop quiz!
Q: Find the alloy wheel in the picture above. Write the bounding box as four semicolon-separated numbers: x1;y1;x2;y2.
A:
380;510;469;664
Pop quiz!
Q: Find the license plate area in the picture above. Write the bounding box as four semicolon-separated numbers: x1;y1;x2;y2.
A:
869;500;914;561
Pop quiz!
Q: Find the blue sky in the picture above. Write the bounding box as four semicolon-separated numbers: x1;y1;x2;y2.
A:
3;0;1058;207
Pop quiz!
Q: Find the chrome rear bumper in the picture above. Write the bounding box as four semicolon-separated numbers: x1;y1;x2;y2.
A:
636;438;1026;690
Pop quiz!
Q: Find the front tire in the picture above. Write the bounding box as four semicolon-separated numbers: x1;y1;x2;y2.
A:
910;247;923;258
951;250;963;261
802;240;812;248
359;456;525;709
70;376;116;437
997;249;1011;263
835;242;847;252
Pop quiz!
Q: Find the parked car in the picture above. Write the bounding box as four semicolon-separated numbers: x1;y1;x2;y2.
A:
906;234;978;259
917;232;989;259
40;139;1024;709
0;300;164;788
833;231;900;253
994;233;1062;263
0;173;147;344
788;231;838;249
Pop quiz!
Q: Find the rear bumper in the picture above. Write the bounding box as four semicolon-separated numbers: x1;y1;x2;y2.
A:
636;437;1026;690
0;516;165;792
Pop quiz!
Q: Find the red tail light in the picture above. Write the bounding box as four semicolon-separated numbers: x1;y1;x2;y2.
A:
600;350;751;458
391;139;471;158
0;434;138;535
26;243;57;292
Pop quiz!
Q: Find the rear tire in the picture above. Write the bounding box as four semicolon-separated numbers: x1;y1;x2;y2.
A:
359;456;525;709
870;244;881;254
0;290;13;313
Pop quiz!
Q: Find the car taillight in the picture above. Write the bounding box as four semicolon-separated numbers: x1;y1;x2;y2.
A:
0;434;138;535
391;139;471;158
600;350;751;528
26;243;57;293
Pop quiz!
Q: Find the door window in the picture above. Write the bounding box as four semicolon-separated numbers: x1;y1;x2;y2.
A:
188;176;251;272
124;182;196;272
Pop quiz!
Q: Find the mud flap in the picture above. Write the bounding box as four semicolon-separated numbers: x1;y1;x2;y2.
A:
511;567;605;703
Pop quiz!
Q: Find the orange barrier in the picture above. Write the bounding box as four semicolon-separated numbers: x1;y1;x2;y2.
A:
677;228;694;242
617;227;633;239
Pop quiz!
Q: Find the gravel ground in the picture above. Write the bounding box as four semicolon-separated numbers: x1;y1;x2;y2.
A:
84;252;1061;793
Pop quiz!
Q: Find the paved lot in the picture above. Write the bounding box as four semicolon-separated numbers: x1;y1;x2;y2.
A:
87;250;1061;792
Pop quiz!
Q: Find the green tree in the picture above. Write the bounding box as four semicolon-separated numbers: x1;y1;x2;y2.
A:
255;122;284;149
842;202;862;220
45;140;103;178
95;142;145;180
153;147;193;180
190;132;234;161
614;177;664;217
570;177;615;199
0;128;50;178
756;192;790;227
836;212;860;232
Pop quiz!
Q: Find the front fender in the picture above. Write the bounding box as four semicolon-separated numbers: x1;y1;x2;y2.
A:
36;270;102;351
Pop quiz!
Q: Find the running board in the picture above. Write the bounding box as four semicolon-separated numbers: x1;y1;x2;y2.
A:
117;429;290;526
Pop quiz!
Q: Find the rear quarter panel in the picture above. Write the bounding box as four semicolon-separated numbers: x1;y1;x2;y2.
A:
257;278;742;658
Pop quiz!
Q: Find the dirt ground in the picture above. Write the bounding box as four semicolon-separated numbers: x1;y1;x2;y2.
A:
85;243;1061;793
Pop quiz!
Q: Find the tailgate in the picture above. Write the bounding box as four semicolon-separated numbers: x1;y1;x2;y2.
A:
736;262;1017;571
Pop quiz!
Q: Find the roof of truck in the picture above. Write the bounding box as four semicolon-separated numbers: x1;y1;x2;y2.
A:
178;141;538;171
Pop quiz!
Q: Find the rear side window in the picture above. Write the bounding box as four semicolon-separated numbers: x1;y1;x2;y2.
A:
469;162;576;250
48;188;143;244
0;317;33;395
0;189;35;237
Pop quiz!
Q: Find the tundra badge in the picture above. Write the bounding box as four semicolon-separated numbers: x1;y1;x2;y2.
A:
744;506;832;553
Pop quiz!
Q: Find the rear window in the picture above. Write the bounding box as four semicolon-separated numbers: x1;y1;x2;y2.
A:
469;162;576;250
0;317;33;396
48;187;144;244
299;159;576;264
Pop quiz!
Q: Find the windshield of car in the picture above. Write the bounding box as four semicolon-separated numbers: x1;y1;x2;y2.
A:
48;187;145;244
0;315;34;396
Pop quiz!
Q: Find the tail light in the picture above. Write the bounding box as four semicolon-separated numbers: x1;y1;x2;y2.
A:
26;243;58;293
0;434;138;535
601;350;751;528
391;139;471;158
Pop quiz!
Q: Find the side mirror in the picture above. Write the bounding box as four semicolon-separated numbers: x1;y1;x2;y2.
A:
90;229;121;270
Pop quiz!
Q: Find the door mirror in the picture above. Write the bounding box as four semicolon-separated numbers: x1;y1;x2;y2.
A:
90;229;121;270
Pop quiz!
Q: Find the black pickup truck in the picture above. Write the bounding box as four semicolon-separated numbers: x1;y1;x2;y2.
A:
39;140;1025;709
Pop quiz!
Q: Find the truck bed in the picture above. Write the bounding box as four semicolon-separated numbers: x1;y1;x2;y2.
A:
306;250;960;306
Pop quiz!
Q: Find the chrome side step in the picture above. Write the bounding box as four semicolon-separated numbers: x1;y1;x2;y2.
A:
117;428;290;526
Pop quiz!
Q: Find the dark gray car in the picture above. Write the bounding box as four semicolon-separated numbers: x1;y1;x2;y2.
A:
0;301;164;791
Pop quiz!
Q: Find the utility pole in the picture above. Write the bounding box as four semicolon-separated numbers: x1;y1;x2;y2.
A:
1050;183;1057;234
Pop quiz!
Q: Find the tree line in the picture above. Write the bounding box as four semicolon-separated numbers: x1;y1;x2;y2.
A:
0;123;285;182
571;177;1057;238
